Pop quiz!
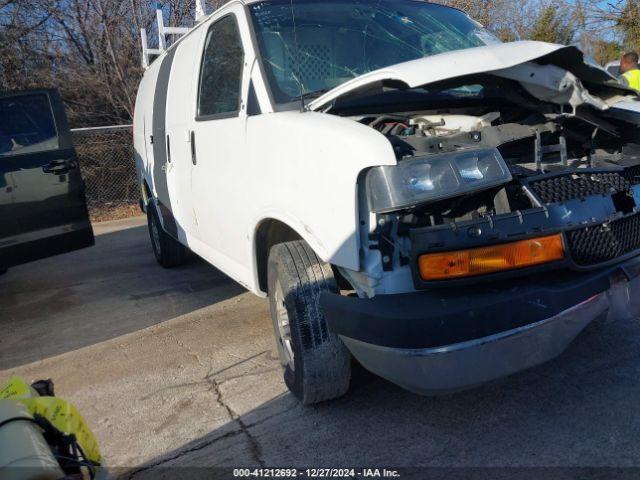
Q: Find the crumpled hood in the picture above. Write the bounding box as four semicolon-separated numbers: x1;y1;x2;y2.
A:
308;40;633;112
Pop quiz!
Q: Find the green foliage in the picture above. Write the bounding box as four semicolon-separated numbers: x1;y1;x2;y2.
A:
528;4;575;44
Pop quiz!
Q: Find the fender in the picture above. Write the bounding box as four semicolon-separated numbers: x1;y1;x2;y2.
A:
244;111;397;290
250;210;331;294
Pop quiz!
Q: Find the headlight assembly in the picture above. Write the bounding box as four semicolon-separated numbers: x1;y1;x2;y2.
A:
365;148;512;213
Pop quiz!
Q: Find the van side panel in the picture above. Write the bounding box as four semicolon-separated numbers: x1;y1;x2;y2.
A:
133;4;397;296
164;27;204;243
151;48;177;212
134;63;161;204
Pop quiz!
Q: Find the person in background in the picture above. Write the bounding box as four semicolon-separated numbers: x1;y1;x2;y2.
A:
619;51;640;90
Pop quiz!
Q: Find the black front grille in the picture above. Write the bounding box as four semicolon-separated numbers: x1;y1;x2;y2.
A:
530;173;631;204
567;213;640;266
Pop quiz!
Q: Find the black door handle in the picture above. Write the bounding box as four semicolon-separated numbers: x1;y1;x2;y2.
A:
43;160;74;174
190;131;197;165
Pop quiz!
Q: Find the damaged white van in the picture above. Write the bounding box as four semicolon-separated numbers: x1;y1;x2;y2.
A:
134;0;640;404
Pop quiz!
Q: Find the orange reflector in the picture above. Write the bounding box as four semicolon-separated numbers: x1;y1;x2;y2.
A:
418;234;564;281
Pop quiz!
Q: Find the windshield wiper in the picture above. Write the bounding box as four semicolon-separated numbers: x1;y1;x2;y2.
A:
298;88;332;111
299;88;331;101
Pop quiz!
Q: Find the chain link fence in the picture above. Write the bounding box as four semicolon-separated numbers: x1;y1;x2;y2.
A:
71;125;141;222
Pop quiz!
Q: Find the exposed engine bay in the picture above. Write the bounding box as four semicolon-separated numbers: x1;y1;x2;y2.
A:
363;106;639;177
361;104;640;223
344;77;640;295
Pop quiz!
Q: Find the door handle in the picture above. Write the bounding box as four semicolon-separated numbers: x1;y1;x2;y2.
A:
43;160;74;174
190;131;197;165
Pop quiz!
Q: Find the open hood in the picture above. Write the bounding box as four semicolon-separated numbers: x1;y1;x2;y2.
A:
308;41;633;112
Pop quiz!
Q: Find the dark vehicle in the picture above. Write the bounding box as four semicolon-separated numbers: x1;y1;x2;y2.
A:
0;89;94;274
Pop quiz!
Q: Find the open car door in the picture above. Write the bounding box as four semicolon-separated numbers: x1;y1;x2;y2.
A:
0;89;94;271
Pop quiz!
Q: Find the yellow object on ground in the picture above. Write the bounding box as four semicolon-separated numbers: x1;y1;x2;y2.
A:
623;69;640;90
0;376;102;464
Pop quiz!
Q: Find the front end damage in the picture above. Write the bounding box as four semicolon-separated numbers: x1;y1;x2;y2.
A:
318;47;640;393
324;263;640;394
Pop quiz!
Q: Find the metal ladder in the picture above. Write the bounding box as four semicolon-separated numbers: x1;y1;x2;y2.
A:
140;0;208;69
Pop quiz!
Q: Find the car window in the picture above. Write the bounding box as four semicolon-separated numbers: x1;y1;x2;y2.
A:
0;93;59;157
249;0;500;104
197;15;245;117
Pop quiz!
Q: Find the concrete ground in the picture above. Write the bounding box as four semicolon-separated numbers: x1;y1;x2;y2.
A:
2;217;640;477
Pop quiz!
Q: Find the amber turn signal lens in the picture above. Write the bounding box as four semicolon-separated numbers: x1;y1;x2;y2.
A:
418;234;564;281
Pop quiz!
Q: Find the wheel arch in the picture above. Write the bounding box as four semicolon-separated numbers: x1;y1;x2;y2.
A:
253;216;330;295
141;178;152;207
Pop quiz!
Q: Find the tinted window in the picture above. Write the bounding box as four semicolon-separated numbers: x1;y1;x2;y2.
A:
0;93;59;156
250;0;500;104
198;16;245;117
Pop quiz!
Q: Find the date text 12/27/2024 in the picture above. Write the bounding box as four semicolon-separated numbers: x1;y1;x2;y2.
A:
233;469;401;478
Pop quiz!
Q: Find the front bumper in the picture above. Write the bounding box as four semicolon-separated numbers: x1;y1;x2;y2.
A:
321;257;640;394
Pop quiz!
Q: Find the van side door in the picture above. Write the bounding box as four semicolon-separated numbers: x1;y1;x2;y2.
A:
189;9;251;277
163;25;205;242
0;89;94;270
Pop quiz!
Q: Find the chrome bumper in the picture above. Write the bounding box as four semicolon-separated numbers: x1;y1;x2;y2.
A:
341;276;640;395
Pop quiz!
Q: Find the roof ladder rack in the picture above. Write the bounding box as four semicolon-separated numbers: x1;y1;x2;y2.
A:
140;0;207;69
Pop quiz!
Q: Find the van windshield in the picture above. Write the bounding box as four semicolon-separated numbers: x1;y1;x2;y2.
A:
249;0;499;104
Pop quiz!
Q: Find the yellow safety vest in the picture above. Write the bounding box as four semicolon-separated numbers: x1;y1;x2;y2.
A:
624;69;640;91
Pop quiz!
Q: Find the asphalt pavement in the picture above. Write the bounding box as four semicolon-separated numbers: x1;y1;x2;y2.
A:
2;216;640;477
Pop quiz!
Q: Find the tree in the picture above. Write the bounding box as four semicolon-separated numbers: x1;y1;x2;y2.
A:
438;0;507;28
528;4;575;44
0;0;208;126
0;0;629;126
438;0;579;43
581;0;640;55
617;0;640;52
591;40;623;66
0;1;53;91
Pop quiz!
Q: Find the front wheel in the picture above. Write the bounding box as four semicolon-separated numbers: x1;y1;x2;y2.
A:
267;240;351;405
147;203;187;268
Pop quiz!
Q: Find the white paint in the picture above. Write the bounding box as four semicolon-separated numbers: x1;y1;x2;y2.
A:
165;24;204;243
494;62;609;111
140;29;160;69
135;1;395;295
308;41;567;111
611;99;640;114
133;58;160;198
307;41;633;112
195;0;207;21
134;1;636;297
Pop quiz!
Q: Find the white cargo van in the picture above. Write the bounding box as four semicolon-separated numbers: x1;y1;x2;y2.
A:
135;0;640;404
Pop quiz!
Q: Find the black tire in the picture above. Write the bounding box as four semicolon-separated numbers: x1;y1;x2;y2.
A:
0;269;6;276
147;203;187;268
267;240;351;405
